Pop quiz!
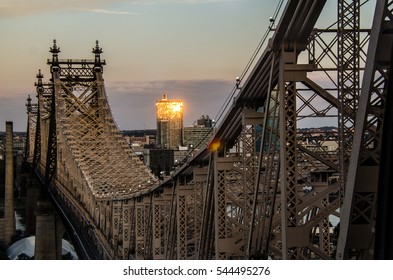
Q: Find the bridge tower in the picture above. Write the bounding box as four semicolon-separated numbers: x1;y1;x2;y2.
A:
25;39;159;259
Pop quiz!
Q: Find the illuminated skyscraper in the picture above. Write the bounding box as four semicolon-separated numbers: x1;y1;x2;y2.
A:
156;94;183;149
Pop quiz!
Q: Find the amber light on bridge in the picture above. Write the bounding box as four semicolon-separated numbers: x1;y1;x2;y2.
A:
208;139;221;152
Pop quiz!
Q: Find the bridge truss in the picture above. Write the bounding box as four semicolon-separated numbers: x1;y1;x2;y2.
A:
25;0;393;259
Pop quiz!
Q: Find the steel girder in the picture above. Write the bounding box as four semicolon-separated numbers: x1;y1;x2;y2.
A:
337;0;393;260
338;0;361;205
132;175;205;260
278;49;335;260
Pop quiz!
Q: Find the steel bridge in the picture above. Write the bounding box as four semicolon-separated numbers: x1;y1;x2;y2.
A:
23;0;393;260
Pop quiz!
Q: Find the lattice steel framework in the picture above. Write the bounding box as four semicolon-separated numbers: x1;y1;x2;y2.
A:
24;0;392;260
337;0;393;259
249;86;281;259
28;40;159;259
197;156;215;260
270;0;372;260
338;0;361;204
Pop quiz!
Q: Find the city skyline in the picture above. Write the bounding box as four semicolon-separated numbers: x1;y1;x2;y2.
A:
0;1;374;132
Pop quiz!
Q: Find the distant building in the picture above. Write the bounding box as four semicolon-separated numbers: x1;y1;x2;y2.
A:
183;115;214;150
149;148;174;177
174;147;190;166
156;94;183;149
195;115;213;128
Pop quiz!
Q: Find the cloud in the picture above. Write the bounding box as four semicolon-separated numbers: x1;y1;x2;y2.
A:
0;0;133;17
0;0;237;17
78;8;142;16
131;0;237;3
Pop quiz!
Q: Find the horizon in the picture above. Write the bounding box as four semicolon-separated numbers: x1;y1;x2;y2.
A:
0;1;376;132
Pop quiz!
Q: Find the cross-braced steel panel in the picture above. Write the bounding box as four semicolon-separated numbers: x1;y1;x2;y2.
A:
175;181;204;259
214;155;248;259
337;0;393;259
151;189;172;259
121;200;135;259
338;0;361;204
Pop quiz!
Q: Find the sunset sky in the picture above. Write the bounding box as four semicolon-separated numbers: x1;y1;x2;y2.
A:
0;0;375;131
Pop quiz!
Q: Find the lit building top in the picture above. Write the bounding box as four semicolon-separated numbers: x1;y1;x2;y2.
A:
156;94;183;121
156;94;184;149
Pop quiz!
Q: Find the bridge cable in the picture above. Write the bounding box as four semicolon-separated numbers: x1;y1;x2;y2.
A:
212;0;284;127
180;0;285;161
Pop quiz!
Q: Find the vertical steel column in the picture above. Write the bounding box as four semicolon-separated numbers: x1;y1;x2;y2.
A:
374;32;393;259
121;199;134;259
152;190;172;260
165;182;178;260
241;109;262;256
165;190;175;258
192;168;207;259
145;195;154;259
214;152;229;260
111;200;121;256
337;0;361;204
173;178;204;260
279;50;300;259
337;0;393;260
197;154;215;259
135;197;147;259
176;186;188;259
214;154;244;259
135;196;152;259
25;95;36;163
279;49;318;259
33;71;45;172
45;41;60;188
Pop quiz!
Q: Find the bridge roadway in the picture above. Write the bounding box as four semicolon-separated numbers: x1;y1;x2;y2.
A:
22;0;393;260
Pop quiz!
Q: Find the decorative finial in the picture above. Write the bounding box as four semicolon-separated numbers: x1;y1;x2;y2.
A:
37;69;43;83
35;69;44;90
26;95;32;112
92;40;103;55
49;39;60;69
50;39;60;54
36;69;43;79
93;40;104;72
